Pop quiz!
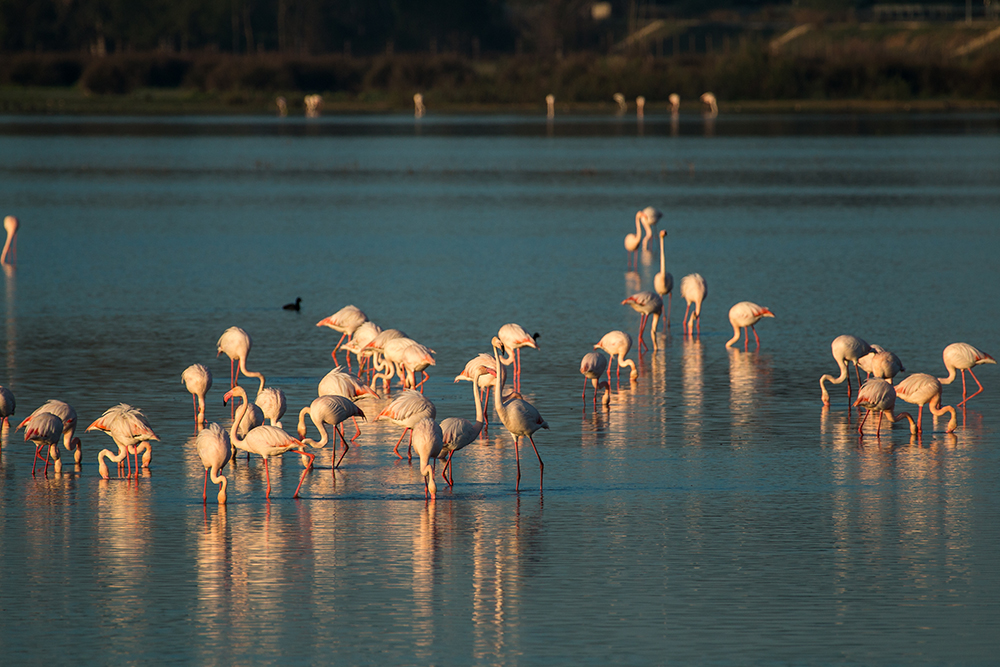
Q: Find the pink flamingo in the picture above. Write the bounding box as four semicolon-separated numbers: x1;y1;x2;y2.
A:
181;363;212;429
622;291;662;352
341;321;381;374
497;323;539;392
1;215;17;266
580;351;611;407
820;335;872;405
225;386;314;499
216;326;265;394
939;342;996;406
255;387;287;428
18;399;82;464
624;211;642;269
197;423;232;504
440;364;493;486
24;412;63;476
725;301;774;350
594;331;637;381
411;418;443;499
377;390;436;459
680;273;707;336
894;373;957;433
316;305;368;364
853;378;917;437
87;404;159;479
297;395;366;470
492;336;548;492
654;230;673;330
639;206;662;252
454;353;502;421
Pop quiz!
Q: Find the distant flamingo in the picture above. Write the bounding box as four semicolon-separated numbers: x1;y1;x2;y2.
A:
939;342;996;406
492;337;547;492
701;92;718;116
594;330;637;380
669;93;680;114
1;215;17;266
255;387;287;428
224;386;314;499
622;291;662;352
894;373;957;433
725;301;775;350
18;399;82;463
0;385;13;430
377;390;436;459
23;412;63;475
411;418;443;499
440;364;493;486
680;273;707;336
316;305;368;364
297;395;366;470
854;378;917;437
216;326;265;394
580;351;611;407
654;230;673;330
820;335;872;405
497;323;539;391
87;404;159;479
196;423;232;504
624;211;643;269
181;363;212;428
639;207;662;252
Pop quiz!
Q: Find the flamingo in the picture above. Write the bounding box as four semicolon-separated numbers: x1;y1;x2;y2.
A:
1;215;17;266
24;412;64;476
624;210;643;269
87;404;159;479
400;342;436;391
820;335;872;405
0;385;14;430
854;378;917;437
224;386;314;499
377;390;436;459
497;323;539;392
895;373;957;433
639;206;662;252
362;328;409;379
181;363;212;428
939;342;996;406
654;230;673;331
492;337;547;492
316;305;368;364
725;301;775;350
440;364;494;485
18;399;82;464
701;92;718;116
411;418;442;499
680;273;707;336
216;326;265;394
341;321;381;374
255;387;287;428
580;351;611;407
594;330;638;381
196;423;232;504
371;337;418;391
622;291;662;352
297;395;366;470
864;349;905;383
454;353;502;417
669;93;680;114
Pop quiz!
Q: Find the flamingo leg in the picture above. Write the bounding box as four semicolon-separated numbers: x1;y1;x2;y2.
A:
752;325;761;350
192;394;199;424
682;303;692;335
351;417;361;443
43;445;51;476
263;456;271;498
335;427;349;468
528;435;544;490
293;452;314;498
445;450;455;486
917;405;923;432
31;444;42;476
958;369;985;406
858;408;871;434
875;411;884;437
392;429;409;459
203;469;209;503
407;431;413;462
513;435;521;492
666;293;671;330
696;314;701;337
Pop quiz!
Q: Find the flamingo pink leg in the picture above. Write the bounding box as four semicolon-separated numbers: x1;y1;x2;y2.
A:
958;369;985;406
293;453;314;498
858;408;871;434
203;469;209;503
350;417;362;443
875;411;884;437
335;427;349;469
917;405;923;432
513;435;521;492
682;303;692;335
263;457;272;498
392;428;409;459
528;435;544;489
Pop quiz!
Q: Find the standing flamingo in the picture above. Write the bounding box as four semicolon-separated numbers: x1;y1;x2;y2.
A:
594;330;638;381
492;337;547;492
1;215;18;266
18;400;82;464
580;351;611;407
24;412;64;476
939;342;996;406
297;395;366;470
0;385;14;430
894;373;957;433
411;418;443;499
497;323;539;392
639;207;662;252
680;273;707;336
317;305;368;364
87;404;159;479
820;335;872;405
454;353;502;419
654;230;673;330
224;386;314;499
216;326;265;394
255;387;287;428
854;378;917;437
377;390;436;459
196;423;232;504
622;291;662;352
440;364;494;485
725;301;775;350
624;210;643;269
181;363;212;428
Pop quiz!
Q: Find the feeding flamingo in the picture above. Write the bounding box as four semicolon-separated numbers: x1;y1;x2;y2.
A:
725;301;775;350
341;321;381;374
654;230;673;330
820;335;872;405
24;412;63;476
639;207;662;252
624;210;643;269
492;337;547;492
939;342;996;406
316;305;368;364
181;363;212;428
454;353;502;420
87;404;159;479
196;423;232;504
580;351;611;407
497;323;539;392
894;373;957;433
411;418;443;499
1;215;17;266
216;326;265;394
680;273;707;336
622;291;662;352
377;390;436;459
594;330;637;381
440;364;494;485
255;387;287;428
18;399;82;464
297;395;366;470
853;378;917;437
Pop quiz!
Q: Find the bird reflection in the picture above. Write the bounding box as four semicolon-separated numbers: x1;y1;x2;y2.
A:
412;501;439;654
624;271;640;293
682;337;704;446
728;349;772;435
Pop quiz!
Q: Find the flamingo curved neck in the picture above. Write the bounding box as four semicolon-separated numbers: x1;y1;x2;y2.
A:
659;234;666;274
1;230;14;265
229;392;249;449
725;325;742;348
492;344;509;422
472;371;485;426
938;365;957;385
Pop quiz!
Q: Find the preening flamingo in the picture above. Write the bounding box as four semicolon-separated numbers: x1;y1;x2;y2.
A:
440;364;494;485
497;323;539;392
894;373;957;433
853;378;917;437
216;326;265;394
639;206;662;252
87;404;159;479
377;390;436;459
725;301;774;350
0;385;14;430
411;418;443;499
1;215;17;266
939;342;996;406
18;399;82;463
622;291;662;352
680;273;707;336
224;386;314;499
297;395;366;470
255;387;287;428
820;335;872;405
196;423;232;504
317;305;368;364
654;230;673;330
181;363;212;428
594;330;637;380
624;210;642;269
24;412;63;475
492;337;548;492
580;351;611;406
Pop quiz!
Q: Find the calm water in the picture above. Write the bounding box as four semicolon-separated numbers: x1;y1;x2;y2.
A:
1;113;999;665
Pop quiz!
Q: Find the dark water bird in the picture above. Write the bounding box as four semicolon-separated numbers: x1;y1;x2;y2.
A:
283;297;302;311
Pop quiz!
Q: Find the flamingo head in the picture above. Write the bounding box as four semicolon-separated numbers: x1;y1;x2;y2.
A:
659;230;666;238
222;386;247;406
491;336;504;353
